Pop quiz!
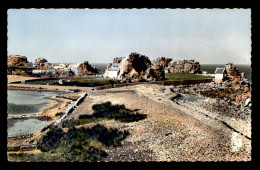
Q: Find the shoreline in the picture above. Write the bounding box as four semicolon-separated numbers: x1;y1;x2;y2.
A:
7;89;75;148
7;78;251;161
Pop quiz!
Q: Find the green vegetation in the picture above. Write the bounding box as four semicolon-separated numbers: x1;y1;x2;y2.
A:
8;66;32;72
71;78;117;87
7;66;33;76
38;125;128;161
9;125;129;162
7;146;20;152
74;102;147;126
165;73;213;81
26;78;118;87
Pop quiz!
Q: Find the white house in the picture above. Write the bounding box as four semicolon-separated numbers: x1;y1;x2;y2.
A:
214;67;227;83
105;63;120;78
164;67;169;73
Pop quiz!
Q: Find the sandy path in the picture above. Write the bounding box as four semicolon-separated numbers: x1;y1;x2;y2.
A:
66;84;251;161
7;75;36;83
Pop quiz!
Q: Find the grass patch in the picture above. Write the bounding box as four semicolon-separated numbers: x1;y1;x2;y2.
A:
7;146;20;152
71;78;117;87
8;66;33;73
165;73;213;81
25;78;118;87
74;102;147;126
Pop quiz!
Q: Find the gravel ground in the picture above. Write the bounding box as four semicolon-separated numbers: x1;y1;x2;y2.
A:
65;84;251;161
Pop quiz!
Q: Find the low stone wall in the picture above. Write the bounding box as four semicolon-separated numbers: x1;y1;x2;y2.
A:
8;77;68;84
50;92;88;128
163;78;213;86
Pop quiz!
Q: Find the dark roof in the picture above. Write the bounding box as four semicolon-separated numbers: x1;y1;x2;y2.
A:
215;68;226;74
108;63;120;71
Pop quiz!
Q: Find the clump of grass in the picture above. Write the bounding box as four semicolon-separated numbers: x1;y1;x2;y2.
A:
55;112;64;117
7;146;20;152
75;102;147;125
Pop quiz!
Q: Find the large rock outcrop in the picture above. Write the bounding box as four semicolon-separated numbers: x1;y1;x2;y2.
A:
153;57;172;69
168;59;200;74
8;55;28;67
225;63;242;83
117;53;165;82
77;61;98;75
35;58;52;70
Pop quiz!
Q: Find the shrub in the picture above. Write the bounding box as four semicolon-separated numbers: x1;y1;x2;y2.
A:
36;124;129;161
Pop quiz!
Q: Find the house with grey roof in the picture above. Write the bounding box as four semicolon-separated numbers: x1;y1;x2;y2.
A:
214;67;227;83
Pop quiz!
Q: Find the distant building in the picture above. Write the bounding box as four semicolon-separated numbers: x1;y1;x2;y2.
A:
214;67;227;83
164;67;169;73
106;63;120;78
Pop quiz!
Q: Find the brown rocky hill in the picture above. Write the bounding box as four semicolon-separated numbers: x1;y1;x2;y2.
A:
77;61;98;75
8;55;28;67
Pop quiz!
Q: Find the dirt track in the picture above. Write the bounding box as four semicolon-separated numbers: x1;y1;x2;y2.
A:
66;84;251;161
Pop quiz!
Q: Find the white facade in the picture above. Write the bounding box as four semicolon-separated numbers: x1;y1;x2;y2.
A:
107;70;118;78
215;74;224;83
214;67;227;83
104;63;120;79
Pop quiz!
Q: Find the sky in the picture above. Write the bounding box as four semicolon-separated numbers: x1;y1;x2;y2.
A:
7;9;251;64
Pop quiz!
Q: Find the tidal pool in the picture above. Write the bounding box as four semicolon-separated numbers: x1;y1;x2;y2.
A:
8;118;49;137
8;90;62;115
7;90;63;138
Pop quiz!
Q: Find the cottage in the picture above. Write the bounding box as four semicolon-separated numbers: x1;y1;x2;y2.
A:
214;67;227;83
164;67;169;73
106;63;120;78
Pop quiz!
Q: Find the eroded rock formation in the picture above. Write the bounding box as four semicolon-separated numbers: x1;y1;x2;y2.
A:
168;59;200;74
77;61;98;75
225;63;243;83
8;55;28;67
117;53;165;82
153;57;172;69
35;58;52;70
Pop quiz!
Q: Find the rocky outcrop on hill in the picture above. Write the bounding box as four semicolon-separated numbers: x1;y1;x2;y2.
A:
8;55;28;67
113;57;124;64
77;61;98;75
168;59;200;74
35;58;52;70
225;63;243;83
117;53;165;82
153;57;172;69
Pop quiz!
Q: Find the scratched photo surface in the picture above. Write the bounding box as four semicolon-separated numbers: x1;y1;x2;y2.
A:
7;9;251;162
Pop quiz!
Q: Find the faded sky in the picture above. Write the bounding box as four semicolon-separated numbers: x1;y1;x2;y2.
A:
7;9;251;64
